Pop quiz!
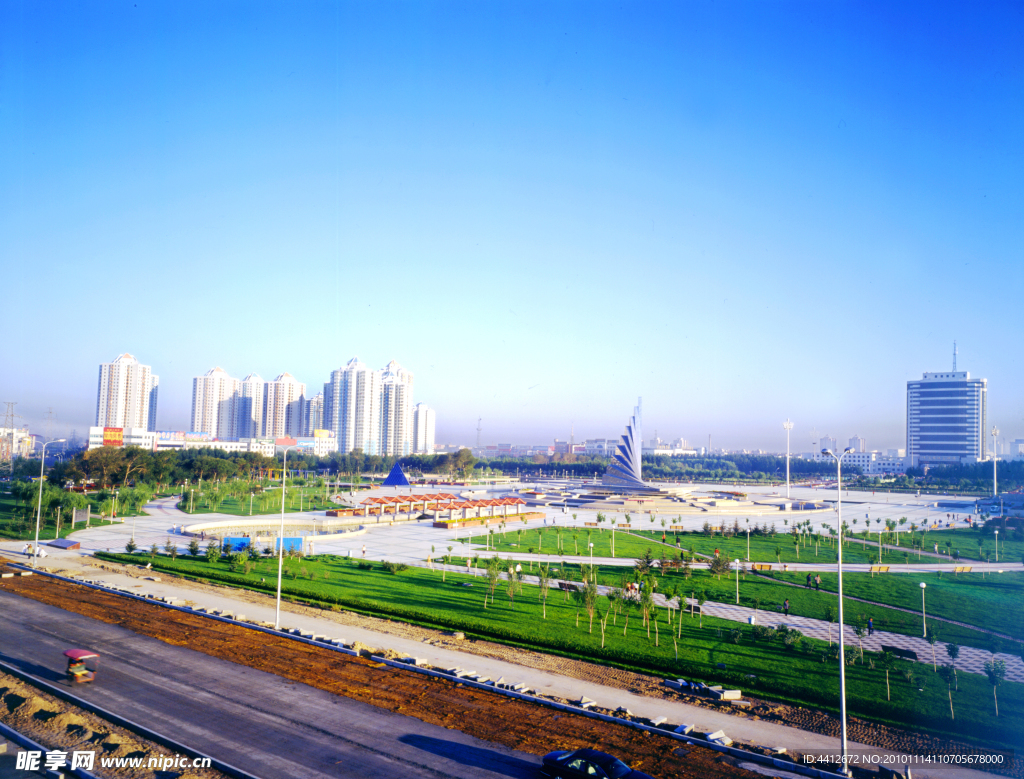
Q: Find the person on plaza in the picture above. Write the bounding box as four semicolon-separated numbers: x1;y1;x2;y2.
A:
783;599;790;617
814;574;821;590
22;543;29;555
806;573;812;588
934;543;939;554
714;548;720;557
362;544;367;558
868;617;874;636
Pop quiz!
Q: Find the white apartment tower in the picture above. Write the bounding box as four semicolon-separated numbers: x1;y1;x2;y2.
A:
304;391;324;436
324;358;381;455
190;367;241;439
95;353;159;431
238;374;266;439
380;360;414;456
264;373;306;438
413;403;436;454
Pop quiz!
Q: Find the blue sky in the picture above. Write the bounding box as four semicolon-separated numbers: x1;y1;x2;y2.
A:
2;1;1021;452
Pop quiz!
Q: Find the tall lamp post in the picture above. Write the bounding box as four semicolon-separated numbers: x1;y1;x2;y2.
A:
34;439;66;568
274;445;298;631
822;446;853;776
991;426;999;497
734;559;741;604
919;582;927;638
783;420;794;498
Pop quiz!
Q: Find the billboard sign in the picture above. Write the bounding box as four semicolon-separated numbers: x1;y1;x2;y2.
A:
102;427;123;447
313;429;334;439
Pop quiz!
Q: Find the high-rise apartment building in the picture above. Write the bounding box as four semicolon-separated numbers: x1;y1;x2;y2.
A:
380;360;414;456
264;373;306;438
190;367;241;439
848;435;866;453
324;358;381;455
413;403;436;454
238;374;266;439
907;370;987;466
304;391;324;436
95;353;159;431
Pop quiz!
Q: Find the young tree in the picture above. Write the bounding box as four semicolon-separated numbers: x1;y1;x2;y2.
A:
149;542;160;559
940;642;960;690
124;538;138;554
505;560;520;609
205;540;219;562
983;659;1006;717
824;605;838;645
485;555;501;608
880;650;896;701
938;664;955;719
583;575;599;633
696;588;707;628
537;563;551;619
188;538;201;557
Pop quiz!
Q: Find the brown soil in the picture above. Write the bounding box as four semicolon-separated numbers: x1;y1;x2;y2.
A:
71;557;1020;778
0;670;227;779
0;564;759;779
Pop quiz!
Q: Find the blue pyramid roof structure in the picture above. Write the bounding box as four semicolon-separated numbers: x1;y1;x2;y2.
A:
382;462;411;487
602;398;645;490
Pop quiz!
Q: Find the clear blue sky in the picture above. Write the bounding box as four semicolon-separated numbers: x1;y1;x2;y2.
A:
2;1;1021;452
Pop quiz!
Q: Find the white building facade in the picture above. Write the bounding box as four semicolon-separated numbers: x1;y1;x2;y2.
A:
380;360;414;456
190;367;241;440
95;353;159;431
324;358;381;455
907;371;987;466
263;373;306;438
413;403;436;454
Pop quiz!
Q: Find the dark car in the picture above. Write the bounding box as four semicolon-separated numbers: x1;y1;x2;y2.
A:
540;748;655;779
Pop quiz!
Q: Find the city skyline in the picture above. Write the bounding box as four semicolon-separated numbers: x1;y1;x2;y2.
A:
3;2;1022;451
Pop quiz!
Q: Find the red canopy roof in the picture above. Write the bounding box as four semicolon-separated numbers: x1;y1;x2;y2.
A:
64;649;99;660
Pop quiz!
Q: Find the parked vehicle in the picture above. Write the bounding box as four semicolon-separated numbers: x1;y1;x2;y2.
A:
540;748;654;779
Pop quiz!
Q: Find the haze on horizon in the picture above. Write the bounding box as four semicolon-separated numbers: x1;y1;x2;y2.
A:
2;2;1021;453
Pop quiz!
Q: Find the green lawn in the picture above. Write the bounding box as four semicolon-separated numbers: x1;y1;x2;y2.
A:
93;550;1022;751
773;569;1024;648
902;526;1024;565
467;526;925;566
0;492;124;540
176;489;338;516
450;555;1007;655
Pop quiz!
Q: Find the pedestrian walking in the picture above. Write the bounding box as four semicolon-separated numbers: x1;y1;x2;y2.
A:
362;544;366;558
806;573;812;588
868;617;874;636
934;543;938;554
814;574;821;591
783;599;790;617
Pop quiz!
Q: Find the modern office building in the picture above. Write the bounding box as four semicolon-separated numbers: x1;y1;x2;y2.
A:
95;353;159;431
413;403;436;454
263;373;306;438
324;358;382;455
380;360;414;456
906;370;987;466
190;367;241;439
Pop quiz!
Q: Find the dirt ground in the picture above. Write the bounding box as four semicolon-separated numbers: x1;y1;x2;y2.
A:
74;557;1020;777
0;670;227;779
0;563;762;779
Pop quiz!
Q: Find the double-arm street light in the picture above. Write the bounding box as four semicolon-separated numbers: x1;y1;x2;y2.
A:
822;446;853;776
783;420;794;499
275;445;298;631
920;582;927;638
34;439;66;568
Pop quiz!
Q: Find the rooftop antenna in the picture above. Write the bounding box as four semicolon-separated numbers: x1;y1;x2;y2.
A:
476;417;482;449
953;341;957;372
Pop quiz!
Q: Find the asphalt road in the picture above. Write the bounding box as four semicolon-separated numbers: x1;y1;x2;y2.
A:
0;591;540;779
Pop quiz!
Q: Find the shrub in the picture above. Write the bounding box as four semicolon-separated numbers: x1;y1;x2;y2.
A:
381;560;408;575
751;624;773;642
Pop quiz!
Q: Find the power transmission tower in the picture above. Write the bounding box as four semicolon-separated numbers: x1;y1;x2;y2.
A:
1;402;19;479
44;407;56;443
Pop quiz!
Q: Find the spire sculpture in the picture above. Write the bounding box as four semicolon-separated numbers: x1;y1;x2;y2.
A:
602;398;645;489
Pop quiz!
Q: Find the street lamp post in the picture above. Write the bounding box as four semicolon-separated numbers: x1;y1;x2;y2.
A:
734;559;740;604
783;420;794;499
34;439;66;568
920;582;927;638
275;446;298;631
589;542;594;569
993;530;998;563
822;446;853;776
992;426;999;497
